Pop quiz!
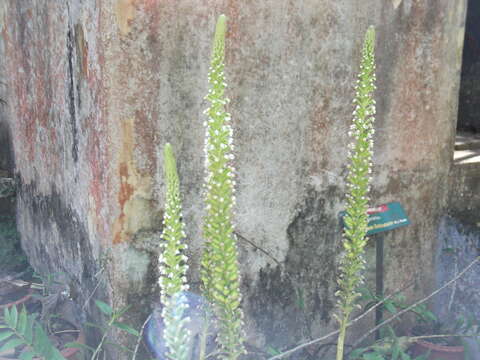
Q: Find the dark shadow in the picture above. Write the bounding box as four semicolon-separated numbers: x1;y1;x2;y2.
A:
457;0;480;134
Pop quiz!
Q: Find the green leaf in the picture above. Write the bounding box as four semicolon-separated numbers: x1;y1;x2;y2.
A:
51;347;67;360
33;323;50;355
10;305;18;329
363;353;384;360
349;347;367;359
112;322;140;336
23;316;34;343
392;343;400;360
0;337;24;352
3;307;10;327
265;346;281;356
18;307;27;334
295;288;305;310
384;301;397;314
0;330;14;342
114;305;131;319
19;351;35;360
63;341;95;353
424;311;437;322
95;300;113;316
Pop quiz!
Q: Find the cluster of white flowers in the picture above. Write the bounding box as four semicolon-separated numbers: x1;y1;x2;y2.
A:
200;14;246;360
162;293;192;360
158;144;191;359
336;26;377;360
158;180;189;304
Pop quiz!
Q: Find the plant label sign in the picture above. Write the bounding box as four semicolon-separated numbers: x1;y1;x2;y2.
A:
340;202;410;235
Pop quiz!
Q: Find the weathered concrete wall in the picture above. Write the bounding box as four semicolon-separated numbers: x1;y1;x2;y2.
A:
449;161;480;226
0;0;467;357
435;216;480;325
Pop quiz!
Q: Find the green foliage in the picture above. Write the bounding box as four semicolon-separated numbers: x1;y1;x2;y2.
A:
81;300;139;360
350;289;480;360
336;26;377;360
0;305;65;360
200;14;245;360
358;287;437;323
348;326;429;360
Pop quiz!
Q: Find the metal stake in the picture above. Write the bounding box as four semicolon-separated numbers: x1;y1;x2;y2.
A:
375;235;384;340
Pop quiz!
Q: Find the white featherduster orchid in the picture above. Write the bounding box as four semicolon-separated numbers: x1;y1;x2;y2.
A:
159;143;190;360
200;14;246;360
336;26;377;360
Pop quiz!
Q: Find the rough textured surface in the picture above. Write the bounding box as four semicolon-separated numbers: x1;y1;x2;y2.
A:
435;216;480;323
448;160;480;228
0;0;469;357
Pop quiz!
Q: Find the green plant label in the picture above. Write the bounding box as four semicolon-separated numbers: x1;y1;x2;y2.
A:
340;202;410;235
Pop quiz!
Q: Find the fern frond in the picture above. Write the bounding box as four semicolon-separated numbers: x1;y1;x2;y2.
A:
1;305;65;360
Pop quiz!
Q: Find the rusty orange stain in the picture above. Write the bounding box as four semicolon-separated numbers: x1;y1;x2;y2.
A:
115;0;136;35
113;118;136;244
75;23;89;78
114;162;135;244
112;117;154;244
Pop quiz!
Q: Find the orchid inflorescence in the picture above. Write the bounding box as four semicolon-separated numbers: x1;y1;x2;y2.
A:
335;26;377;360
200;14;246;360
159;143;191;360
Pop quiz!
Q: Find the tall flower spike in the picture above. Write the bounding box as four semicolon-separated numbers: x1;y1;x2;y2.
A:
335;26;376;360
159;143;190;360
159;143;189;303
200;14;246;360
163;293;191;360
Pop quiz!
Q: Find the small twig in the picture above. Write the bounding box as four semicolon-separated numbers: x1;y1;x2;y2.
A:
266;279;415;360
447;253;458;313
350;256;480;350
235;232;314;338
91;331;109;360
82;270;105;310
52;329;80;335
411;334;480;341
29;282;44;290
206;350;225;359
0;270;30;283
235;232;283;269
131;314;151;360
